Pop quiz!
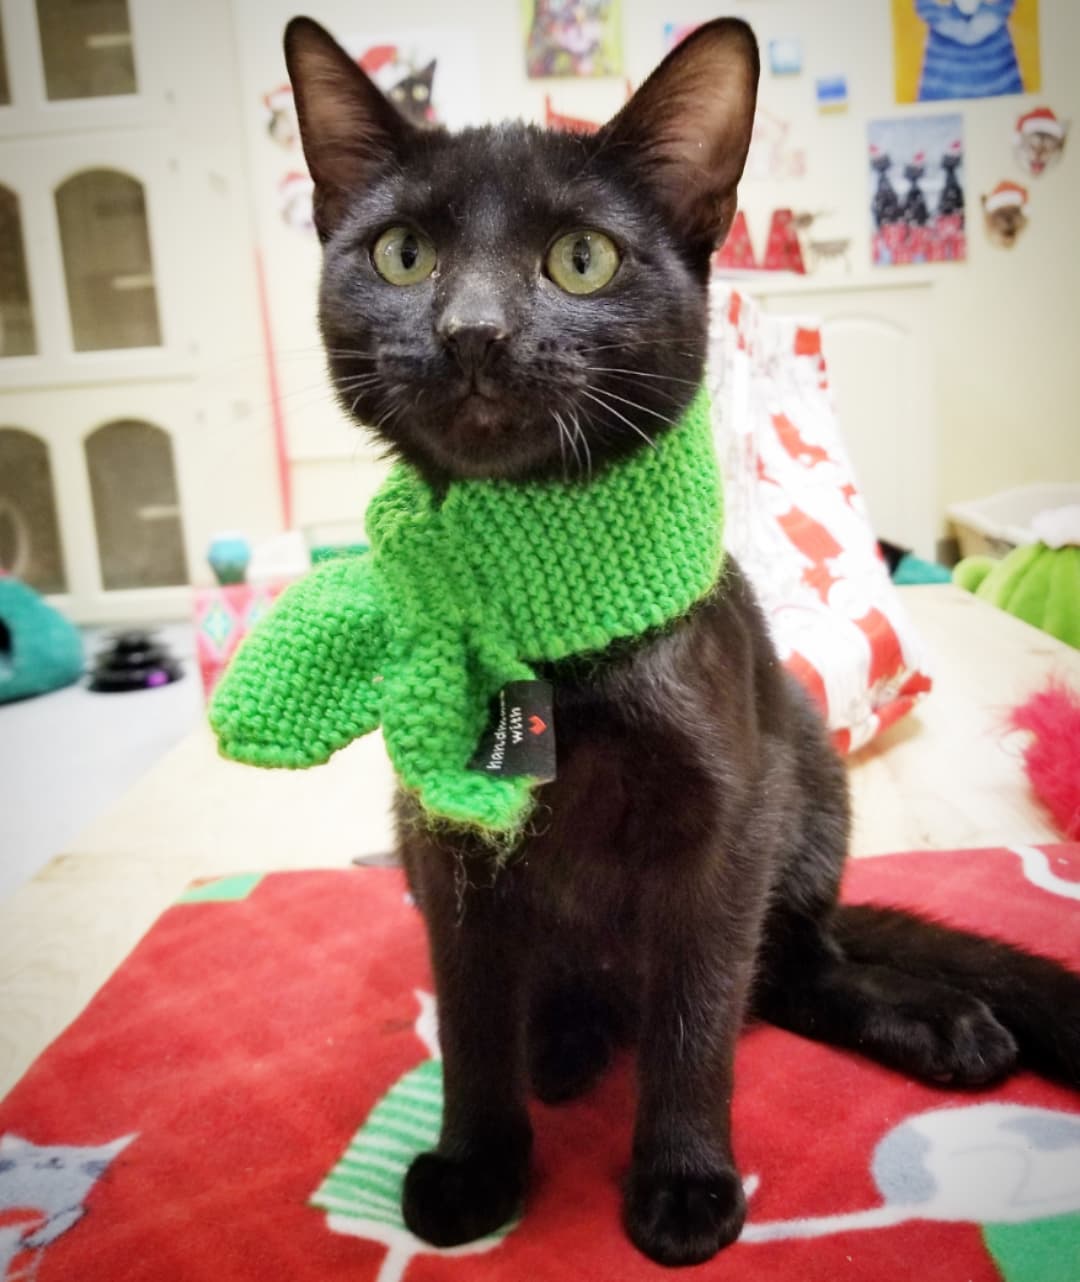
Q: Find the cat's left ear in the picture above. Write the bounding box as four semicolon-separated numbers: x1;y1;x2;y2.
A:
600;20;759;250
284;17;417;240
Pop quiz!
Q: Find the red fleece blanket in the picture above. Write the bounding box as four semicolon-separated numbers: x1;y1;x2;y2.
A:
1;845;1078;1282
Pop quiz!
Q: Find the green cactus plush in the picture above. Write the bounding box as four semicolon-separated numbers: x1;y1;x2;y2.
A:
953;542;1080;651
209;387;724;838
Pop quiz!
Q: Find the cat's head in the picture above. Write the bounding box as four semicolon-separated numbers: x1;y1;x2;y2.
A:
386;60;436;127
284;17;758;484
0;1134;135;1209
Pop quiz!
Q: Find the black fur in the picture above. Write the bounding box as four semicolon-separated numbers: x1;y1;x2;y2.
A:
284;15;1080;1267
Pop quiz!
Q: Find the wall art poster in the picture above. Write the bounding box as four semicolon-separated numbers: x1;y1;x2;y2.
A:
768;38;802;76
663;22;699;52
868;114;966;266
261;31;480;232
816;75;849;112
892;0;1041;103
523;0;622;78
1014;106;1068;176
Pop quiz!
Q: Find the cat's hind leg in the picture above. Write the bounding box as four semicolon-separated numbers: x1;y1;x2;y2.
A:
753;908;1019;1087
831;903;1080;1087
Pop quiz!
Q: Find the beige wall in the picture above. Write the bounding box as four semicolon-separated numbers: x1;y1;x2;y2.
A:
232;0;1079;535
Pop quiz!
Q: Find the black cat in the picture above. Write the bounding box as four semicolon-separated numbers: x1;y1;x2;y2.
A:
284;16;1080;1268
902;156;930;227
939;148;965;219
386;59;436;127
870;149;902;228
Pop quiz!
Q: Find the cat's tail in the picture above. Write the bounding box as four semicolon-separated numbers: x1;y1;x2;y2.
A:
830;903;1080;1088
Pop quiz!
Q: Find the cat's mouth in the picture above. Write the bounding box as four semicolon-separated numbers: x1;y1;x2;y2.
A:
414;386;554;480
446;389;516;446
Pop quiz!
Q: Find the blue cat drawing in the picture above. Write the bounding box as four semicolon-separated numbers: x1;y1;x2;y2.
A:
0;1133;134;1278
916;0;1024;101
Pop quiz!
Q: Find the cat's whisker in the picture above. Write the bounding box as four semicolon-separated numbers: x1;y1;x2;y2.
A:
554;413;567;478
588;374;688;411
550;410;570;482
371;396;407;435
579;389;658;450
585;384;678;427
335;376;381;398
576;339;704;359
555;409;583;478
570;406;592;479
585;366;701;389
349;390;369;417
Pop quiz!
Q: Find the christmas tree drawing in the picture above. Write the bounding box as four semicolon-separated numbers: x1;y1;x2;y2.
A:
715;210;758;271
311;991;516;1282
762;209;806;273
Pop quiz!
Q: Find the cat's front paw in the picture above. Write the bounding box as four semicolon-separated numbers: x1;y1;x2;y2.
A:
402;1134;530;1247
623;1165;746;1267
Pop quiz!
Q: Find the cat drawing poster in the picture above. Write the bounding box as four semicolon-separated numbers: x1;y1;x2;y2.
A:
1014;106;1069;176
523;0;622;78
868;115;967;267
258;30;480;233
892;0;1041;103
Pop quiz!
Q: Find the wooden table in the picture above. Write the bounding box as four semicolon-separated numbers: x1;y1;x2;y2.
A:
2;586;1077;1097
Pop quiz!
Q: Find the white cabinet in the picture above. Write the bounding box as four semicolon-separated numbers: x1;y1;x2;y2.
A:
0;0;283;623
759;276;939;559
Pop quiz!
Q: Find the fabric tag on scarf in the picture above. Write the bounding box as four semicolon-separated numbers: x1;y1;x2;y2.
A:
468;680;556;781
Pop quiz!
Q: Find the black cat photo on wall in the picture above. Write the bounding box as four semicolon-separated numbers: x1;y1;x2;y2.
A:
241;14;1080;1270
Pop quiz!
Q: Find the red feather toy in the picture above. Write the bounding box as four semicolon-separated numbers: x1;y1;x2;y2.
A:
1009;681;1080;839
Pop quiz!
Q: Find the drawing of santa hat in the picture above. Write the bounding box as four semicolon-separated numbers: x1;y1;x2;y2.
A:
1016;107;1065;138
983;180;1029;212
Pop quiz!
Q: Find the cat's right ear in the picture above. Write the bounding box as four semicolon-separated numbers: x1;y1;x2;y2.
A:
284;17;415;240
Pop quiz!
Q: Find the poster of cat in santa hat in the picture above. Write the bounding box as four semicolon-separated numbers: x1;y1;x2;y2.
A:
1014;106;1069;176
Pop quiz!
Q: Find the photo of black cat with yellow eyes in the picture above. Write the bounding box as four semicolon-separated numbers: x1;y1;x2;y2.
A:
283;15;1080;1268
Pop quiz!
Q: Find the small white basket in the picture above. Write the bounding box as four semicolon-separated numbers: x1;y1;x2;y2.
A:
948;483;1080;559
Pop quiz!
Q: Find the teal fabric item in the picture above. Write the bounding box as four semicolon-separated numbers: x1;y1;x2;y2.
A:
893;553;952;586
0;578;84;703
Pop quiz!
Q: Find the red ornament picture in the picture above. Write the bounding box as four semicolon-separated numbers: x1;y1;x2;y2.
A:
762;208;806;273
715;210;758;270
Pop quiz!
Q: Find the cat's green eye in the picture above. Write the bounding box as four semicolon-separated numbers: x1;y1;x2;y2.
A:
546;230;620;295
372;226;437;286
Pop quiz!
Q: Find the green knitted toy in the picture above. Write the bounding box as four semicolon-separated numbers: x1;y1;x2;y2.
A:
954;541;1080;651
210;387;723;836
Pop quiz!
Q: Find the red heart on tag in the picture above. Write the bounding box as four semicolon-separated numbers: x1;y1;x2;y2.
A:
528;715;547;736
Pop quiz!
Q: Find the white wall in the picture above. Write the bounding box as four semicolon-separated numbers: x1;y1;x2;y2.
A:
231;0;1079;538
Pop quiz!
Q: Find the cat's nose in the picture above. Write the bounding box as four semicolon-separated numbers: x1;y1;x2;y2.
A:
438;317;509;375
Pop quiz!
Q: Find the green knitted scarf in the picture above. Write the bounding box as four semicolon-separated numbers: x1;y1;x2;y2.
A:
209;386;723;837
